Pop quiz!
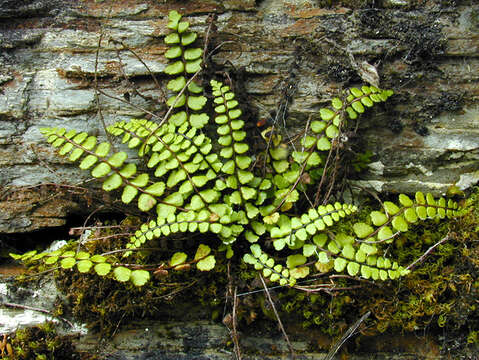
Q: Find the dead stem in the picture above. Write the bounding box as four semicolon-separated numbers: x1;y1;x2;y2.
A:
223;262;242;360
94;31;115;148
325;311;371;360
115;40;166;102
95;86;162;121
259;275;296;359
232;287;242;360
150;280;198;301
406;233;451;271
76;204;108;253
1;302;74;328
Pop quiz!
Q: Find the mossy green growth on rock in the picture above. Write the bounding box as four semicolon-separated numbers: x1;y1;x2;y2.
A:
2;322;81;360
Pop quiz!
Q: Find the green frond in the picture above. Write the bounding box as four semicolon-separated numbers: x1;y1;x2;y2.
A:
243;192;464;281
269;203;358;250
41;127;160;211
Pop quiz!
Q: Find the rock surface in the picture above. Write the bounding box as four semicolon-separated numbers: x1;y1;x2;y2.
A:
0;0;478;232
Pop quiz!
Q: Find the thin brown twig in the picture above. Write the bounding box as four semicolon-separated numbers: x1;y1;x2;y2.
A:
203;13;216;66
29;144;60;178
294;284;363;293
300;115;315;209
4;267;60;280
223;261;242;359
100;247;165;257
96;87;162;120
351;184;384;208
112;45;160;106
1;302;74;328
232;287;242;360
325;311;371;360
70;224;131;231
116;40;166;102
76;204;108;253
322;146;341;205
1;182;90;204
315;143;335;206
82;233;134;242
406;233;451;271
354;231;401;244
151;280;198;300
259;275;296;359
110;311;127;339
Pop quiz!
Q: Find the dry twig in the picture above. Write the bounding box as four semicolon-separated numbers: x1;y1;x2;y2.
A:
325;311;371;360
1;302;74;328
259;275;296;359
223;262;242;359
406;233;451;271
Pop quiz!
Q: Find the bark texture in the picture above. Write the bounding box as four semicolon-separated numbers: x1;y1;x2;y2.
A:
0;0;478;232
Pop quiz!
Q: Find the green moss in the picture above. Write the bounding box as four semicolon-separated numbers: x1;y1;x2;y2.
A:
49;219;230;335
4;323;81;360
316;0;379;8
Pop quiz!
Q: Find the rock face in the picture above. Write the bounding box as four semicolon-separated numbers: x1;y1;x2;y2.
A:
0;0;478;232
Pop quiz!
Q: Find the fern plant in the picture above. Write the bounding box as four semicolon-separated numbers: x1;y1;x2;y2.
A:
11;10;468;288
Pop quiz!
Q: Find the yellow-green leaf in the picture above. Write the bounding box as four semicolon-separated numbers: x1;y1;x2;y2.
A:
197;255;216;271
77;260;93;273
170;252;188;267
91;162;111;178
320;108;335;121
60;257;76;269
130;270;150;286
113;266;131;282
353;222;374;238
138;193;157;211
94;262;111;276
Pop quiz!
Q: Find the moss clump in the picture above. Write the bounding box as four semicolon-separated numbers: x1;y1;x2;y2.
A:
51;217;230;336
56;264;229;336
5;322;81;360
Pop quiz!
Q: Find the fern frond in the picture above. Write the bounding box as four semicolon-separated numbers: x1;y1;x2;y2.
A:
243;192;465;282
269;202;358;250
40;127;164;211
271;86;394;209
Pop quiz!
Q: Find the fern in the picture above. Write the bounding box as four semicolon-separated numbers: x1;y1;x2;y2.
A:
11;10;469;288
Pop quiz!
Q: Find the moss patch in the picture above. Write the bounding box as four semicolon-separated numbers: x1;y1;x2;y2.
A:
3;322;82;360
